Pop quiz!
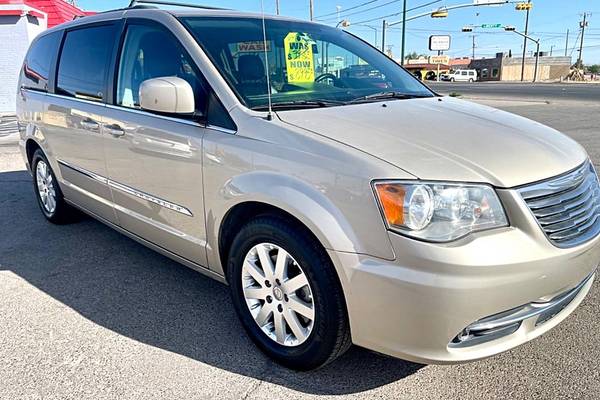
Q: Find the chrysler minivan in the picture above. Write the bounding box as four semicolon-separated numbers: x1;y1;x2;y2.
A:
17;3;598;370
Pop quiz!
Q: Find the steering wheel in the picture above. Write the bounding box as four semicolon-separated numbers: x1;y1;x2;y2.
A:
315;73;338;84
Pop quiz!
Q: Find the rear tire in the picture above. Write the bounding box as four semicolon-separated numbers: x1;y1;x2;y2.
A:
31;149;77;224
227;215;351;370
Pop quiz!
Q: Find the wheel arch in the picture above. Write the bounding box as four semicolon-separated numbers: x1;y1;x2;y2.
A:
25;138;42;169
210;171;374;280
218;201;328;282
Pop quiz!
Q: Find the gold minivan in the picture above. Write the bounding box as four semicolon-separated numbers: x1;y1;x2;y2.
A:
17;2;599;370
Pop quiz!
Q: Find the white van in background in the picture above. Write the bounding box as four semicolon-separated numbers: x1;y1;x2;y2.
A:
441;69;478;82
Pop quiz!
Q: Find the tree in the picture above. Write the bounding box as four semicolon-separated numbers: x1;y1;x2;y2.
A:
587;64;600;74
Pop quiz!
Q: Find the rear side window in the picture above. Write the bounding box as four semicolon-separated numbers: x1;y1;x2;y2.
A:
22;31;61;92
57;24;117;102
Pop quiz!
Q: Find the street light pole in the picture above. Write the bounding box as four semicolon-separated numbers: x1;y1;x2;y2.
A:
358;25;378;48
275;0;279;15
506;27;540;82
381;19;387;52
309;0;314;21
400;0;407;65
520;0;532;81
534;40;540;82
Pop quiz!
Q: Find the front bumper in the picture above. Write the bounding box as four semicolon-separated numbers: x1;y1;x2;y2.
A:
329;188;600;364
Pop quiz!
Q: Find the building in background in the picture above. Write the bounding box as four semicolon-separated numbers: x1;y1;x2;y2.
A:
402;57;471;81
0;0;92;114
470;53;572;82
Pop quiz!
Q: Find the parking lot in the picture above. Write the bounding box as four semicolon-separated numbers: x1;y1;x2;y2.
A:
1;93;600;399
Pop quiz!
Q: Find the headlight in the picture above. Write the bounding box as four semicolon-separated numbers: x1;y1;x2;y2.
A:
374;181;508;242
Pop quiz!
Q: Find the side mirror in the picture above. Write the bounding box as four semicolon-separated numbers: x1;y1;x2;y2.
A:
139;77;195;114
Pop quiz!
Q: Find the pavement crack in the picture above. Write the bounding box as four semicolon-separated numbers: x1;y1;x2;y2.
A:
240;362;273;400
241;379;264;400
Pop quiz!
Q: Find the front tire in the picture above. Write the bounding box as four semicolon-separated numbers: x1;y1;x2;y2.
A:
31;149;76;224
227;215;351;370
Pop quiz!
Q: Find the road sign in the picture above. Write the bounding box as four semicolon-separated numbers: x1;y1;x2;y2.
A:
481;23;502;28
429;55;450;64
429;35;451;51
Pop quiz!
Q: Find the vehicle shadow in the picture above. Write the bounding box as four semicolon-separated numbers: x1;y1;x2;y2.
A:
0;170;423;395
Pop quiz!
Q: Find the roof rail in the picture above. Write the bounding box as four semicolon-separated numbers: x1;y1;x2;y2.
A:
127;0;227;10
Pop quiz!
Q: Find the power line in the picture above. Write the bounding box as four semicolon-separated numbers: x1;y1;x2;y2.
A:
570;28;582;57
318;0;407;22
315;0;380;19
351;0;441;25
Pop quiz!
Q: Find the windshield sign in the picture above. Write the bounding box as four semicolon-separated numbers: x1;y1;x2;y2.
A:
284;32;316;83
180;17;434;109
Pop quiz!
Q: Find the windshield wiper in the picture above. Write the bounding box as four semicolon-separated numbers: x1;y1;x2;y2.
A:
252;99;345;111
348;91;432;104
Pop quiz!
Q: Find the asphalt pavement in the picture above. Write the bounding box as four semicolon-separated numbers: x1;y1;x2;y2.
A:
427;81;600;103
1;99;600;399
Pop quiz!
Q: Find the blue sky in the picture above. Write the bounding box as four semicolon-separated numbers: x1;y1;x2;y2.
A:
78;0;600;63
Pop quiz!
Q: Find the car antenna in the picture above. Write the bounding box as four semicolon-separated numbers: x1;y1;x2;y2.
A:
260;0;273;121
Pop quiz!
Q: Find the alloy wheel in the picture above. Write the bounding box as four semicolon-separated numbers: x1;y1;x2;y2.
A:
241;242;315;346
36;160;56;214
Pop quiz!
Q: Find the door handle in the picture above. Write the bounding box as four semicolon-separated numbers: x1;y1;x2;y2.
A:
104;124;125;137
80;118;99;131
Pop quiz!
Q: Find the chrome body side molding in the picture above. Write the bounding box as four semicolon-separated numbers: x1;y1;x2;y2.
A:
57;159;193;217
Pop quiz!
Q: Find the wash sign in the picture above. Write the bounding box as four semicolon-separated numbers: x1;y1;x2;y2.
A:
284;32;315;83
237;41;271;53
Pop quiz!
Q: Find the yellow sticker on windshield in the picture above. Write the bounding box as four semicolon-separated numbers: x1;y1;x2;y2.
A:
284;32;315;83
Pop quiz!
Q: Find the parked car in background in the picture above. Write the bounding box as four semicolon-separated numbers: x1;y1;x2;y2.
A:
425;70;437;81
441;69;478;82
17;3;599;371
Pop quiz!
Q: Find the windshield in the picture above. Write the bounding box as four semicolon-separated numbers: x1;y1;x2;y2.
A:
180;17;434;109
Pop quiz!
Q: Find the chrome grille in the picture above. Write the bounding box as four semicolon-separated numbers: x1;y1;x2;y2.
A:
518;161;600;248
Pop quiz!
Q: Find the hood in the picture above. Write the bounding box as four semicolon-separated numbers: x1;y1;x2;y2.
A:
277;97;587;188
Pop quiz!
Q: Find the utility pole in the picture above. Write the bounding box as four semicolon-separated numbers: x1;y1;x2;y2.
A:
381;19;387;52
275;0;280;15
577;13;589;68
309;0;314;21
564;29;569;56
400;0;407;65
520;0;531;81
472;35;476;59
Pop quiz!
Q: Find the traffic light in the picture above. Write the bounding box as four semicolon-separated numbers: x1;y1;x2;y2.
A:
431;9;449;18
515;2;533;11
504;26;516;31
462;26;473;32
